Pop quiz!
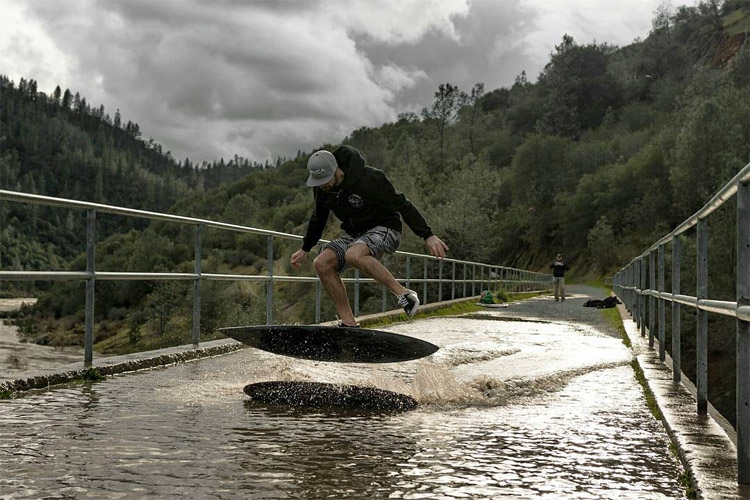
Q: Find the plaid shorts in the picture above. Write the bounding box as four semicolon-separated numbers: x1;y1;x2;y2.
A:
321;226;402;273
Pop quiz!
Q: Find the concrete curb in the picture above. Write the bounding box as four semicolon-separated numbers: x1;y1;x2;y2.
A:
0;338;246;394
617;302;750;499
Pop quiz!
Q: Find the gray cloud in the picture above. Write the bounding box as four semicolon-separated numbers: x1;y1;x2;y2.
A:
1;0;667;164
355;0;535;112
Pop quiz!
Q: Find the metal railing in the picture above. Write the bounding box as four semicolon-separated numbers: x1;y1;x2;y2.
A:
612;161;750;485
0;189;552;365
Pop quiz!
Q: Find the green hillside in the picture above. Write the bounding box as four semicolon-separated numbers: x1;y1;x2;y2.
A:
0;77;278;285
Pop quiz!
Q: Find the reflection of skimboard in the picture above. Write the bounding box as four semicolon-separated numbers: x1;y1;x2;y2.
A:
244;381;418;411
220;325;438;363
476;303;509;308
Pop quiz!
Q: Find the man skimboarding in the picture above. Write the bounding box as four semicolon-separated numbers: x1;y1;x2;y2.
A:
290;145;448;327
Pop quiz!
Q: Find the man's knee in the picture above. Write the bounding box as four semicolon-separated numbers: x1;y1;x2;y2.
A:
345;245;371;268
313;253;337;275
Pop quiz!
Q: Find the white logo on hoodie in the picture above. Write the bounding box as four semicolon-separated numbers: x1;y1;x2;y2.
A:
348;194;364;208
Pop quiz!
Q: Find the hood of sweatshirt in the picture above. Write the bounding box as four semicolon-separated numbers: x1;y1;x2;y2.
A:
332;145;366;190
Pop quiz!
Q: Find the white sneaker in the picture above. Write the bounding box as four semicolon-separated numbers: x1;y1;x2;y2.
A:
397;289;420;318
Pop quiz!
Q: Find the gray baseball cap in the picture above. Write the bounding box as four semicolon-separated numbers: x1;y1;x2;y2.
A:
306;150;338;187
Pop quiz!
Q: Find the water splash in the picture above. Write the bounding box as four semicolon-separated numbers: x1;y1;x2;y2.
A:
410;362;485;406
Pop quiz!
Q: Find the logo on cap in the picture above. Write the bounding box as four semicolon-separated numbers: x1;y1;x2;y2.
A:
306;150;337;187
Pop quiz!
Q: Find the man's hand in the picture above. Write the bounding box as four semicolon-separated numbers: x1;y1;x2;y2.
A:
290;249;308;270
425;235;449;259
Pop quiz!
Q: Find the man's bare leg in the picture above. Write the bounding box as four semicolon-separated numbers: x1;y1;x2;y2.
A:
313;249;358;326
345;244;407;295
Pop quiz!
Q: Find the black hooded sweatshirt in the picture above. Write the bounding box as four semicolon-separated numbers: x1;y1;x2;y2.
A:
549;259;570;277
301;145;433;252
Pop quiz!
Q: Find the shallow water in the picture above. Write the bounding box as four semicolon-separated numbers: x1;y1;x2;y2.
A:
0;308;685;499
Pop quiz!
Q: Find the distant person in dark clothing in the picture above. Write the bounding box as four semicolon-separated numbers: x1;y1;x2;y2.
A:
290;145;449;327
549;253;570;302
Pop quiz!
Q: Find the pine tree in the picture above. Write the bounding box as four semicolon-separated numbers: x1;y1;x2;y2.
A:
62;89;72;109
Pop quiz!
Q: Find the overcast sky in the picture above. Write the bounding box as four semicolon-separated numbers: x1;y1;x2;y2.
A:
0;0;681;164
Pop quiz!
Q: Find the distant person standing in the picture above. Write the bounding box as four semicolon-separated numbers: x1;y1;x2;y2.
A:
549;253;570;302
290;145;449;327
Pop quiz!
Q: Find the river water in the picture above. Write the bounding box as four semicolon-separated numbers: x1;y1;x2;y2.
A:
0;287;686;499
0;299;86;381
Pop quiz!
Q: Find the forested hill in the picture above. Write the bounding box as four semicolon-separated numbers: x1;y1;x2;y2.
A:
3;1;750;356
0;75;290;268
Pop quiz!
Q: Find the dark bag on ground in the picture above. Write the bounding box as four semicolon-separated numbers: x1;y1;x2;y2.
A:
583;296;621;309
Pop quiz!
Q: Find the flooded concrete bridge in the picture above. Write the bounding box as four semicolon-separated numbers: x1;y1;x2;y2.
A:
0;286;742;499
0;285;742;499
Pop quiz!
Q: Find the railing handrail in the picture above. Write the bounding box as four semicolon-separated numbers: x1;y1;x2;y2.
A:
0;189;549;273
0;187;553;364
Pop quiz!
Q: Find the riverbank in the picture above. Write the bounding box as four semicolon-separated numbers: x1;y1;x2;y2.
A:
0;298;84;381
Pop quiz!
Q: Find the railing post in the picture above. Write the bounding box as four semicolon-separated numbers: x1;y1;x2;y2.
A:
641;257;648;337
423;259;428;305
463;264;467;297
382;255;387;312
635;261;639;315
406;256;411;291
737;180;750;483
192;224;202;347
640;258;647;335
84;209;96;366
472;265;476;296
658;244;665;361
627;264;633;315
633;262;638;318
672;236;681;382
438;260;443;302
631;263;636;316
451;262;456;300
315;281;321;324
649;250;656;349
697;218;708;414
354;268;360;317
266;236;274;325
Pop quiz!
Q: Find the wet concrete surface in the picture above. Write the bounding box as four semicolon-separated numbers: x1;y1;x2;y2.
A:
618;299;750;499
0;285;694;498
